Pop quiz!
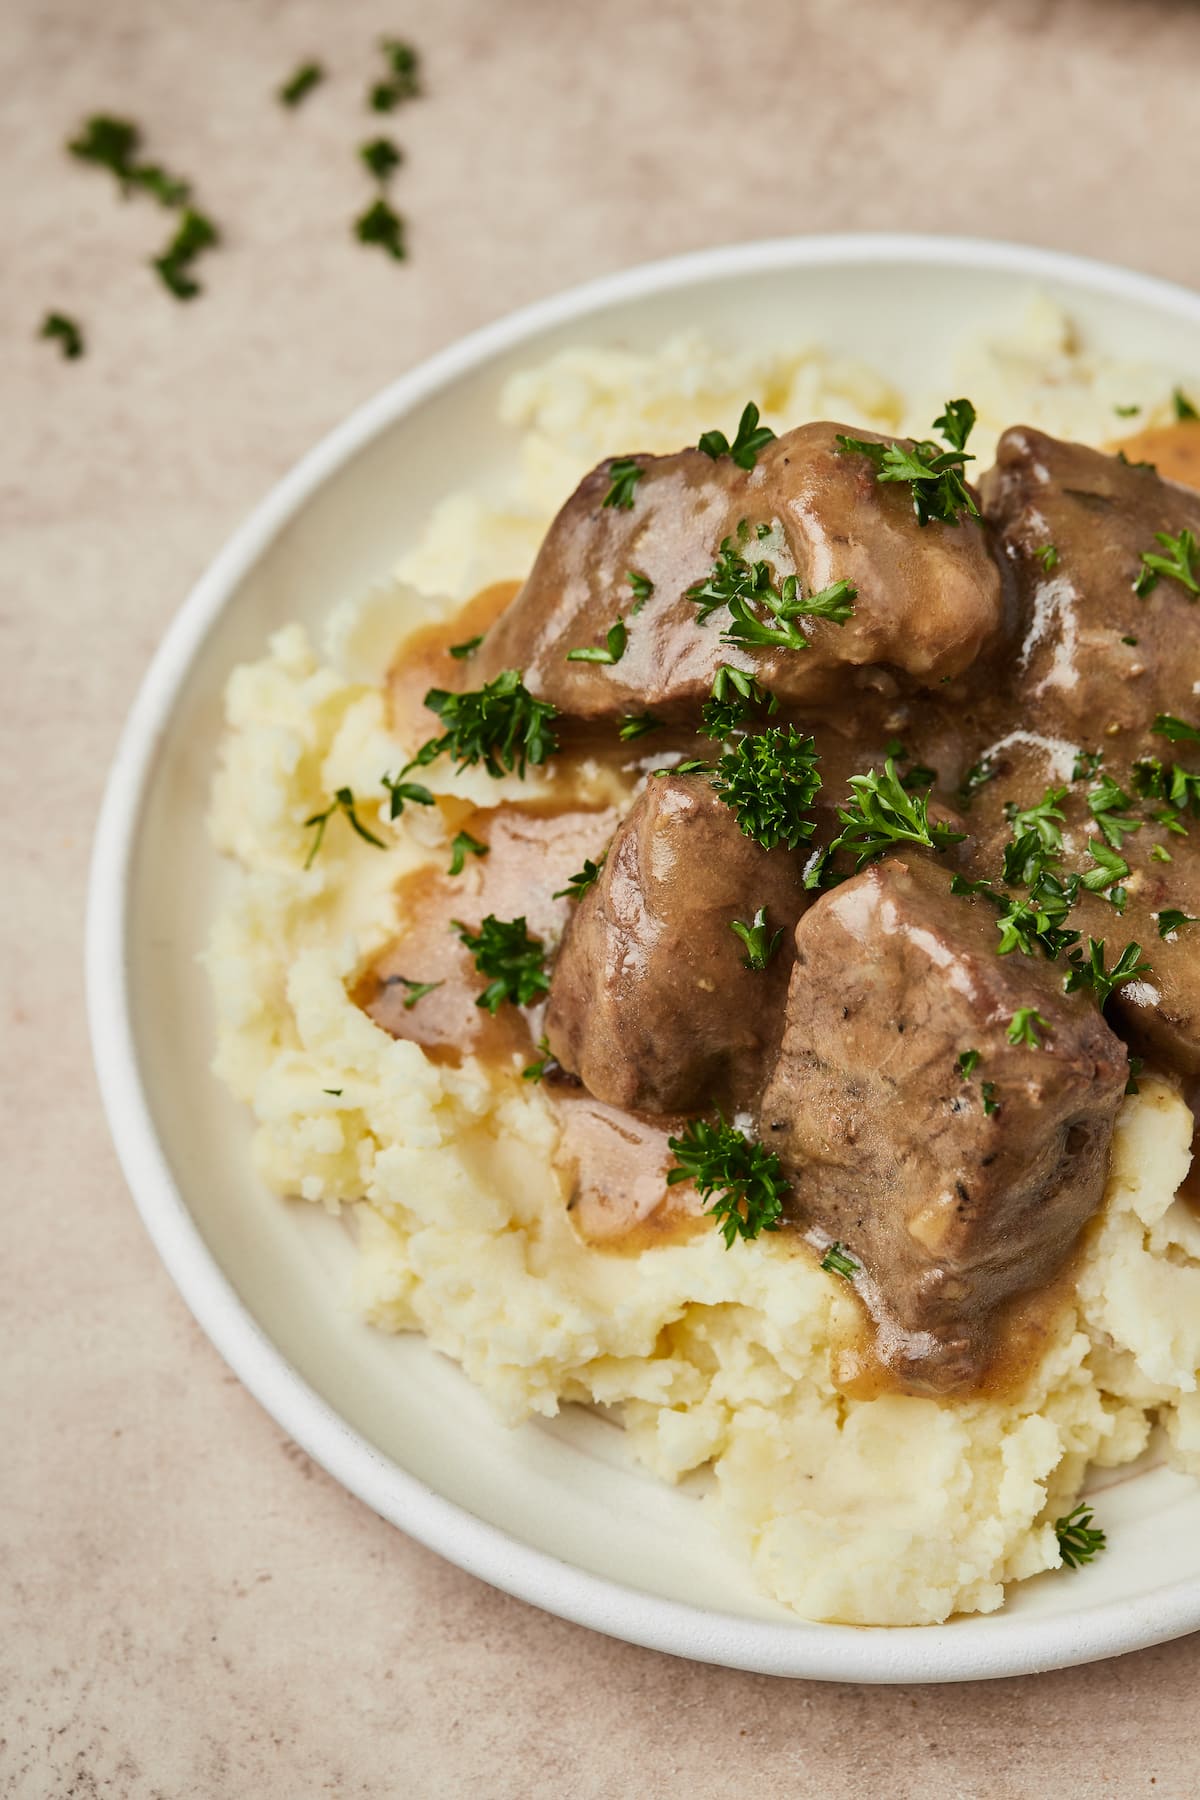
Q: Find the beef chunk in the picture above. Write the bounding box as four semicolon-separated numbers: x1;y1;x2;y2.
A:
981;427;1200;761
544;772;810;1113
758;855;1128;1391
474;422;1002;721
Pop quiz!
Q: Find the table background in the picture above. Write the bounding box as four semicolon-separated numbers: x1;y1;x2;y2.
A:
6;1;1200;1794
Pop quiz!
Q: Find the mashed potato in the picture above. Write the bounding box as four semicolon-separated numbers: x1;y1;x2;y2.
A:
207;303;1199;1626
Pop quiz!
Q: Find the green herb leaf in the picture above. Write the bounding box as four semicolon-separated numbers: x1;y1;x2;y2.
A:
933;397;977;451
820;1241;858;1279
522;1035;554;1082
1158;908;1199;938
554;856;606;902
1113;404;1141;418
280;62;325;106
626;570;654;610
406;670;559;779
370;38;421;110
617;711;663;741
729;905;785;971
1035;543;1060;571
566;617;627;665
1064;938;1152;1007
957;757;996;806
1126;1054;1144;1095
1006;786;1068;857
1087;774;1143;849
323;1088;343;1096
1174;388;1199;422
360;136;402;181
1153;712;1200;745
303;787;388;867
1081;841;1130;896
981;1081;1000;1116
666;1116;789;1248
355;197;406;261
602;458;643;510
382;974;444;1011
709;727;822;850
1007;1007;1050;1048
836;400;980;528
957;1048;981;1078
448;635;484;660
831;758;965;870
381;773;435;818
453;914;548;1013
1133;528;1200;599
448;830;488;876
701;665;776;738
1054;1501;1106;1569
39;312;84;359
151;207;219;299
697;401;777;471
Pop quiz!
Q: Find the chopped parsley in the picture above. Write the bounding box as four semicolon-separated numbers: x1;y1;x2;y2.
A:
820;1242;858;1280
1054;1502;1106;1569
602;458;643;510
1064;938;1151;1007
566;617;627;665
1080;841;1130;904
1087;773;1142;849
617;711;663;741
39;312;84;360
1151;843;1173;864
448;634;484;660
981;1081;1000;1117
1126;1054;1144;1095
383;974;444;1011
1131;755;1200;818
1007;1008;1050;1048
323;1088;343;1096
1072;749;1104;782
1158;908;1199;938
152;207;219;299
303;787;387;868
370;38;421;111
280;62;325;106
697;401;777;470
708;726;823;851
453;915;548;1013
1174;387;1199;422
729;906;785;971
1153;712;1200;746
952;869;1081;961
957;1049;981;1079
381;773;435;818
522;1035;554;1082
1133;528;1200;599
957;756;997;806
835;399;980;528
406;671;559;779
830;758;964;870
554;856;606;902
700;665;776;738
360;137;402;181
1005;786;1067;857
626;570;654;610
355;197;406;261
447;830;488;876
686;533;855;651
666;1116;789;1248
1113;404;1140;418
1035;544;1060;571
67;114;191;207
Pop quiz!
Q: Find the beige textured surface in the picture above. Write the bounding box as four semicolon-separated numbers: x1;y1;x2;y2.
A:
6;0;1200;1793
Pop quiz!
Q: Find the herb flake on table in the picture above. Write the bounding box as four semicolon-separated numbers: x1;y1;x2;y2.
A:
67;114;191;207
355;197;407;261
39;312;84;359
279;62;325;106
360;136;402;182
453;914;549;1012
667;1116;789;1248
370;39;421;111
152;208;220;300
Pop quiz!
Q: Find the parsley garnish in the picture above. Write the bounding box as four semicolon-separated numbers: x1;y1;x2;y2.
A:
1005;786;1067;856
323;1088;343;1096
1158;908;1199;938
1072;749;1103;782
1133;528;1200;599
957;1049;981;1079
152;208;219;299
626;570;654;610
68;115;191;207
701;665;776;738
1151;843;1173;864
1007;1008;1049;1048
1153;712;1200;746
1035;544;1060;571
382;974;444;1011
554;856;606;901
686;535;855;651
666;1117;789;1248
709;727;823;850
1081;842;1130;902
453;915;548;1013
1088;774;1143;849
1113;404;1141;418
406;671;559;779
355;198;406;261
370;38;421;111
1064;939;1151;1007
953;869;1082;961
360;137;402;181
1126;1054;1144;1095
1131;756;1200;818
1174;387;1199;422
957;757;996;806
981;1082;1000;1116
820;1242;858;1279
617;712;663;741
303;788;387;867
522;1036;554;1082
381;773;435;818
697;401;777;470
448;635;484;660
566;618;627;665
835;399;980;528
39;312;84;360
602;458;643;510
831;758;964;870
1054;1502;1106;1569
448;830;488;876
280;62;325;106
730;906;784;971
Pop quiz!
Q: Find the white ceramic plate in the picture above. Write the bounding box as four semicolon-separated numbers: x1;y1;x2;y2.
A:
88;235;1200;1682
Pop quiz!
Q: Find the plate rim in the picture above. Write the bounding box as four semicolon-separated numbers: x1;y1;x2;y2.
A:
86;230;1200;1682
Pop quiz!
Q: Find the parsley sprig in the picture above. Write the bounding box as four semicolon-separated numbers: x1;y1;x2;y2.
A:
406;671;559;779
1054;1502;1106;1569
667;1117;789;1248
708;727;823;850
554;856;606;901
566;618;627;665
448;830;488;875
836;399;980;528
1087;774;1143;850
453;915;549;1013
830;758;964;870
1007;1008;1050;1048
701;665;777;738
686;533;856;652
602;458;643;510
1158;908;1199;938
1064;938;1151;1007
303;788;387;868
730;906;784;971
697;401;777;470
1154;713;1200;746
1133;528;1200;599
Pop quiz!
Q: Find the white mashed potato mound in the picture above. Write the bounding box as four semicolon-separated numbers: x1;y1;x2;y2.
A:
208;303;1199;1627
